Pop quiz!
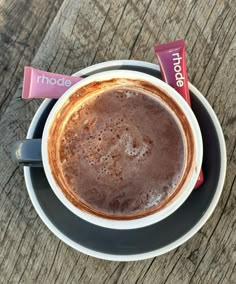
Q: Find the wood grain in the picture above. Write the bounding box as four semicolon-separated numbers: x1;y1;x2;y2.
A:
0;0;235;283
0;0;64;121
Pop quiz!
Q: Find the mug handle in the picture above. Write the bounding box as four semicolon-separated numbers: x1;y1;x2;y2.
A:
11;139;43;167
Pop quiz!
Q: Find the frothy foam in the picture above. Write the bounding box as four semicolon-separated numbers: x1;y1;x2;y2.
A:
59;88;185;215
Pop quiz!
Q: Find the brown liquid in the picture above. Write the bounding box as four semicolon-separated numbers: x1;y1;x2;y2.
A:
58;88;185;216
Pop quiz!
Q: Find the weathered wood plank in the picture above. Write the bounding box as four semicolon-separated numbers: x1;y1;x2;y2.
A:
0;0;236;283
0;0;64;121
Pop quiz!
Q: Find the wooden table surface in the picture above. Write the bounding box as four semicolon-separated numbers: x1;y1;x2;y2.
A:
0;0;236;283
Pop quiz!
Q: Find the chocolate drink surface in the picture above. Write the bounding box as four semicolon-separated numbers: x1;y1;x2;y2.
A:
57;87;185;218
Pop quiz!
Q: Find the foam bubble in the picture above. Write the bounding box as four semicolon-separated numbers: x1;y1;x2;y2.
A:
124;90;138;98
144;192;163;209
122;133;150;160
170;173;182;190
139;173;183;209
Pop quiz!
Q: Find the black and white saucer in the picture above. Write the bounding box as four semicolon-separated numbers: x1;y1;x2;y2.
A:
24;60;226;261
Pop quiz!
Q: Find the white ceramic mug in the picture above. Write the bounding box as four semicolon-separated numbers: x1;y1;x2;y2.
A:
13;70;203;229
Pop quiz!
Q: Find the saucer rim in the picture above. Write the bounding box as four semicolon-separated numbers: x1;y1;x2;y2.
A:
24;60;226;261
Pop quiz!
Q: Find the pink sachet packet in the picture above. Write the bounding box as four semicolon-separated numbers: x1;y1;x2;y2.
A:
154;39;204;189
22;66;82;99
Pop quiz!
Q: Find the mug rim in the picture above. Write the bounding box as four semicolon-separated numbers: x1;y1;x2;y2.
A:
42;70;203;230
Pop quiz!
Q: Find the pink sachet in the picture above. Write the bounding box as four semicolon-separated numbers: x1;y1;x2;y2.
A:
154;39;204;189
22;67;82;99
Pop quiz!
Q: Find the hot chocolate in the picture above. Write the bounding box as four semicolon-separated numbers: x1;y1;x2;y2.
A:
56;87;185;218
